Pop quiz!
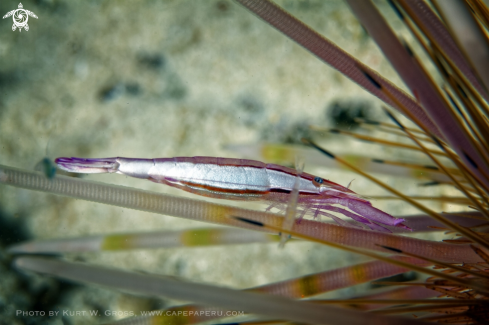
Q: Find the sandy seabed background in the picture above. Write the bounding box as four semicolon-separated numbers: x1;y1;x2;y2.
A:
0;0;456;324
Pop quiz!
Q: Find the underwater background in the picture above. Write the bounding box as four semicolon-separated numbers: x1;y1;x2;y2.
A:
0;0;462;324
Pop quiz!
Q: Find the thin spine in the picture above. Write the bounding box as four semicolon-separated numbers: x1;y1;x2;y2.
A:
7;228;280;254
379;245;489;280
0;164;483;263
368;196;471;205
345;0;457;145
399;212;487;232
436;138;489;212
310;126;448;156
233;0;442;138
301;138;489;249
441;139;489;197
432;0;489;92
313;287;439;311
433;43;489;120
381;107;489;221
350;0;489;188
397;0;489;100
371;282;449;287
406;48;489;192
399;10;489;124
365;66;489;206
9;212;488;255
370;304;472;315
250;256;429;299
359;122;436;144
392;1;489;187
314;299;485;306
471;244;489;264
368;160;458;178
413;49;489;163
216;321;285;325
433;90;489;193
119;257;430;325
418;311;470;322
451;153;489;211
442;85;489;161
227;143;453;183
466;0;489;30
232;216;489;295
432;121;489;196
453;181;489;201
13;256;426;325
439;63;489;158
354;118;429;137
346;286;439;308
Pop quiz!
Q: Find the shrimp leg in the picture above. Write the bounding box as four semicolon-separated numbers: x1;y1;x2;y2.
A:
313;197;408;229
280;156;305;247
314;204;390;232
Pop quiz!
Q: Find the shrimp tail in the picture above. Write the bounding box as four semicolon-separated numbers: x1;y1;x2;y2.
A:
55;157;120;174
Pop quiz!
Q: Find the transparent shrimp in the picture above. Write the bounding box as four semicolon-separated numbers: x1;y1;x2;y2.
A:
55;156;409;231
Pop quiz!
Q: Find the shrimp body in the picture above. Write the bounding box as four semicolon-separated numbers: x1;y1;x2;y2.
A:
55;156;409;231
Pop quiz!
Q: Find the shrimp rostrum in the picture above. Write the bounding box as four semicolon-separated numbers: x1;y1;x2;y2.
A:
55;156;409;232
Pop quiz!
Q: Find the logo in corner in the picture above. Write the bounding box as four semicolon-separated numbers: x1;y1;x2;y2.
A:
3;3;38;32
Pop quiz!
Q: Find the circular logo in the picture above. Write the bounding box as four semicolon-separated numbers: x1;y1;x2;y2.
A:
13;9;28;28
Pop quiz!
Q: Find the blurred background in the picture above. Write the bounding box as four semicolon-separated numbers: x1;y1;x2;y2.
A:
0;0;456;324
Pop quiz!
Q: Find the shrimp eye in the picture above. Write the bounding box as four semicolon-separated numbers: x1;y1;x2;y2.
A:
313;177;324;186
